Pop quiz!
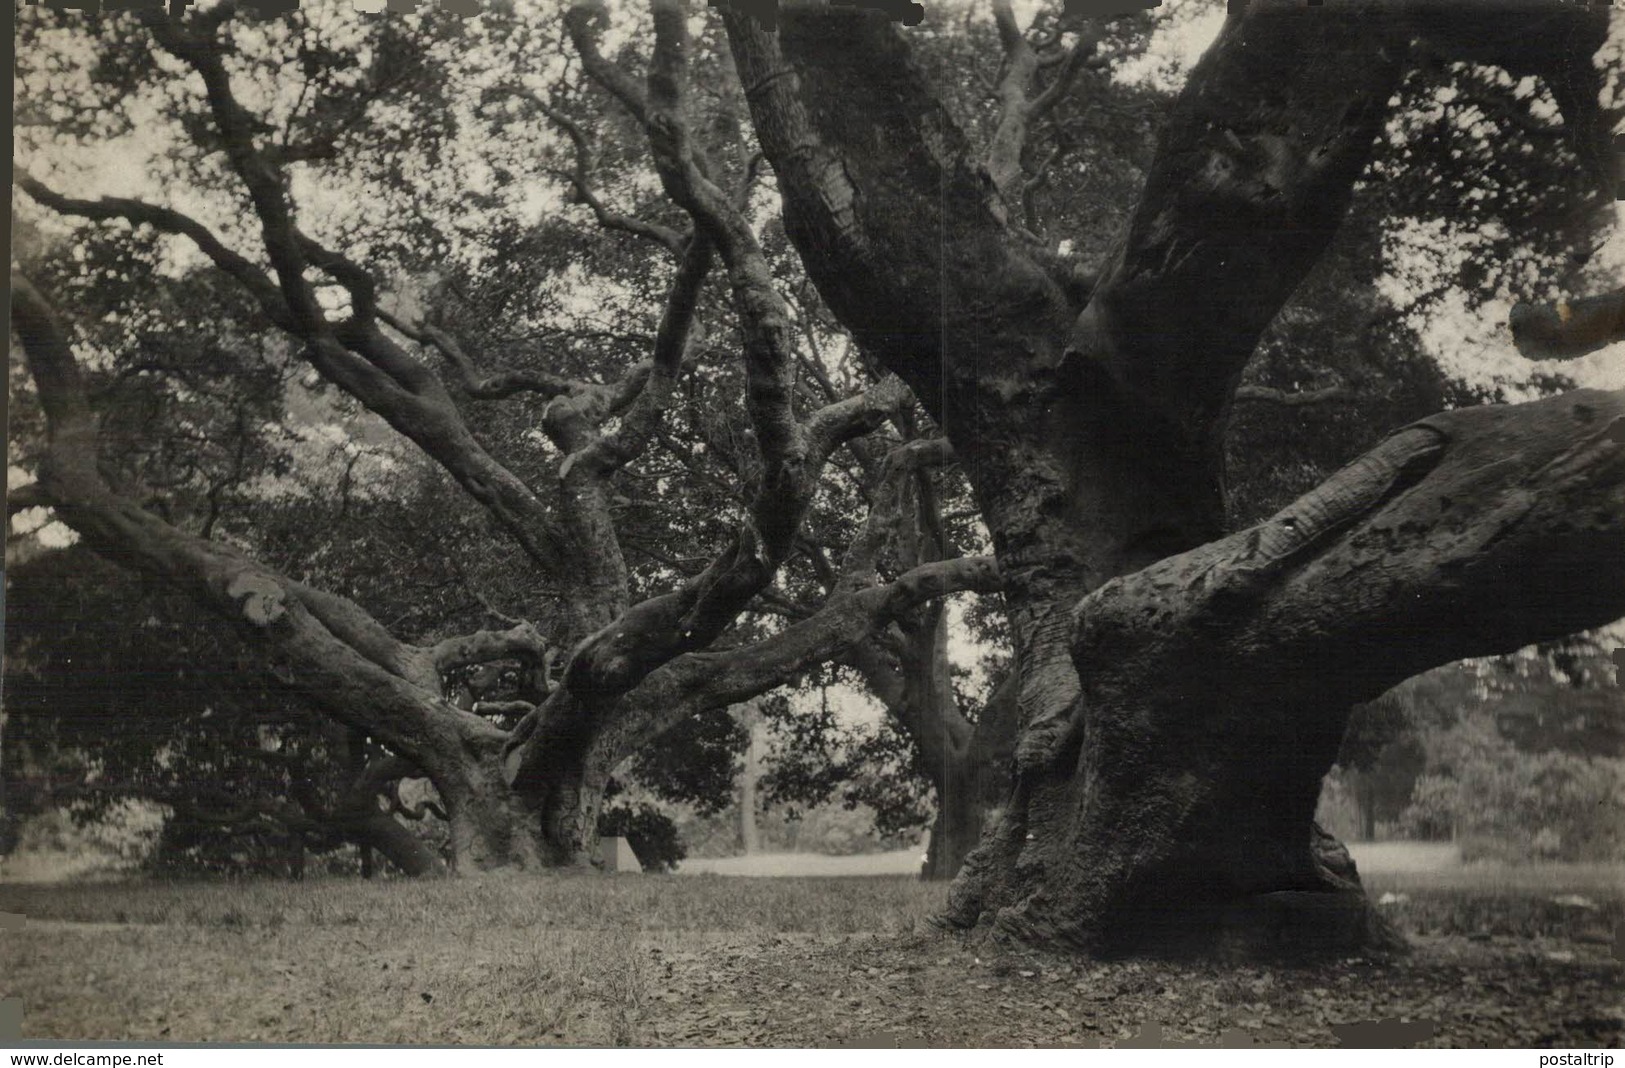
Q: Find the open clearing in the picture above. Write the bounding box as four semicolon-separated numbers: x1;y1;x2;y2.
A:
677;842;1466;878
2;864;1621;1047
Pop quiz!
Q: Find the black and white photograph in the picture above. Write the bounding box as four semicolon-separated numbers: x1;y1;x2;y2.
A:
4;0;1624;1049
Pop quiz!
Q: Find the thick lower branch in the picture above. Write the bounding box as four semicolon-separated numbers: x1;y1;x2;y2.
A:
1076;388;1625;721
1511;288;1625;361
10;274;498;774
504;553;1000;795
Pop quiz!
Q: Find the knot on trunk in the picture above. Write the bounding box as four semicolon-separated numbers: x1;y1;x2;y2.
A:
226;571;287;626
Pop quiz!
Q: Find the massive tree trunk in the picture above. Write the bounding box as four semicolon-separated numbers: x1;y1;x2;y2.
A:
430;746;548;871
948;390;1625;954
728;0;1621;954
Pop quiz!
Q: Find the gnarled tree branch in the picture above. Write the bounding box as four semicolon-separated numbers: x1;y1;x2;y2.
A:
838;436;955;591
108;11;584;588
1232;384;1351;408
489;85;690;255
1080;389;1625;703
9;273;502;773
17;176;296;330
429;622;551;676
377;310;581;402
1510;287;1625;361
619;552;1002;747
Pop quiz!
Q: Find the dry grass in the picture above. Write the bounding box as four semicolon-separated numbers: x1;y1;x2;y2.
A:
0;870;946;934
2;866;1619;1047
0;874;945;1045
679;849;926;877
1366;863;1625;898
1363;864;1625;944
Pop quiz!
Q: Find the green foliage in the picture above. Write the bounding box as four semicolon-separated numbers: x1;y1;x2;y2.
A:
596;802;685;873
1324;631;1625;860
2;545;443;879
4;546;301;821
621;708;746;818
1401;718;1625;862
757;685;934;843
1372;633;1625;861
144;816;368;880
671;796;919;859
1370;59;1611;315
1479;634;1625;757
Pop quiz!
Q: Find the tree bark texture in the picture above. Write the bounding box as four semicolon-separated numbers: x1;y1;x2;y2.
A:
848;617;1019;882
730;0;1620;954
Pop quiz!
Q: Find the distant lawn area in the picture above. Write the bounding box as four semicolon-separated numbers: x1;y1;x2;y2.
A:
1;861;1620;1047
676;841;1474;879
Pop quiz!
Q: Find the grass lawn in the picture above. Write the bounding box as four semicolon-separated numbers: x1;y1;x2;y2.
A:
678;842;1479;878
2;864;1620;1047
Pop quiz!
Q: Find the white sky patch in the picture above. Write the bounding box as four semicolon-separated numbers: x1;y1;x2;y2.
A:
1003;0;1224;89
817;683;888;731
10;505;79;549
1114;0;1225;91
549;261;643;328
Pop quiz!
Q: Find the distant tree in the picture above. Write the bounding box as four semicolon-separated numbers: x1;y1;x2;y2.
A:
1402;724;1625;862
1387;633;1624;861
4;546;444;876
1480;633;1625;757
1333;694;1428;843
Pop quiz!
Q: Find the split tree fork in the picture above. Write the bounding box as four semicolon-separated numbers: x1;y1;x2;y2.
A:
12;0;1625;956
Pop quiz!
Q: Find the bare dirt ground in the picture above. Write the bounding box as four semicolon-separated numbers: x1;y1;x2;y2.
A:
633;929;1624;1047
2;868;1620;1048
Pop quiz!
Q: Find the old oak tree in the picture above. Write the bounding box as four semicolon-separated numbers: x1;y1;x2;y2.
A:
10;0;1625;954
